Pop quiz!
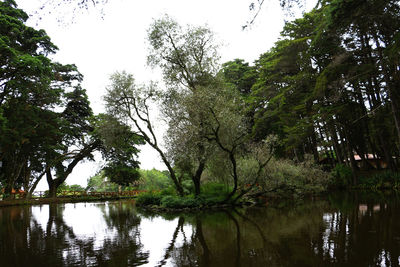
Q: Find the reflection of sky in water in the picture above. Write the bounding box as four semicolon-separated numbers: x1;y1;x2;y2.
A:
140;217;193;266
31;205;49;226
141;217;177;266
31;202;193;266
322;212;353;261
32;203;113;250
322;213;335;260
62;202;115;250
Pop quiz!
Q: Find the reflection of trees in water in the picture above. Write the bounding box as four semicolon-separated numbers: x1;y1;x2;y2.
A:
157;205;326;267
95;201;149;266
157;216;185;267
314;192;400;266
157;195;400;267
155;215;210;267
0;204;84;266
1;195;400;266
0;206;42;266
0;202;148;267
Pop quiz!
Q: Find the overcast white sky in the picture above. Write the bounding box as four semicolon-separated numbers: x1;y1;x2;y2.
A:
15;0;316;190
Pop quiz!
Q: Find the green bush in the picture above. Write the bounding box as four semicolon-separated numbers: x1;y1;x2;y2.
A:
201;183;230;197
159;187;176;196
136;192;163;206
181;180;194;194
135;185;230;209
160;195;197;208
331;164;353;188
358;171;400;189
259;156;332;197
86;171;119;192
159;194;226;209
138;169;172;191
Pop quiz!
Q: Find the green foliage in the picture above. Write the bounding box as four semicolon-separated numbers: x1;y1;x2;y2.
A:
103;164;140;186
136;182;231;208
181;179;194;195
200;183;230;197
94;114;144;186
58;183;85;192
358;171;400;190
245;0;400;176
86;171;119;192
135;191;163;206
138;169;172;191
160;195;196;209
147;15;219;88
260;156;332;197
331;164;353;188
68;184;85;191
221;59;257;96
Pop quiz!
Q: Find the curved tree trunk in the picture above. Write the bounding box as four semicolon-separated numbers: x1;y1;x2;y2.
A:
192;159;206;196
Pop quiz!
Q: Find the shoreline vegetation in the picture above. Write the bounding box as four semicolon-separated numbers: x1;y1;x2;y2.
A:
1;187;399;211
2;166;399;210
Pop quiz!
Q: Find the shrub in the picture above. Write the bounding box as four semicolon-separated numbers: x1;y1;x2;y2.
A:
159;194;227;209
138;169;172;191
181;180;194;195
358;171;400;189
159;187;176;196
136;185;229;208
160;195;198;208
331;164;353;188
136;192;162;206
201;183;230;197
259;156;332;197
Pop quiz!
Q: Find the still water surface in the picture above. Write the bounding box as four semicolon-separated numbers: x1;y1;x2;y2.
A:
1;192;400;267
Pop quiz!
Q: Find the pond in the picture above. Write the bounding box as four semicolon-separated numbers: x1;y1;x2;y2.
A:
1;192;400;266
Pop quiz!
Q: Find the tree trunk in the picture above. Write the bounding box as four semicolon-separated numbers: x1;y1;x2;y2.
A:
48;182;58;198
3;182;14;200
329;124;343;165
192;159;206;196
225;152;238;202
3;160;24;200
156;148;184;196
310;125;320;162
343;128;358;185
46;169;60;198
27;171;46;199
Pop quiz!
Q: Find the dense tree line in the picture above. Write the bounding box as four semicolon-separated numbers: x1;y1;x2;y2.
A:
222;0;400;184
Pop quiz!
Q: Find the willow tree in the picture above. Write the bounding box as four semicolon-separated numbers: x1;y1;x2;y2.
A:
147;15;220;195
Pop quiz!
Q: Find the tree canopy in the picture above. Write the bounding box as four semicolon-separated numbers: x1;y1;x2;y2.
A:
231;0;400;183
0;0;143;199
